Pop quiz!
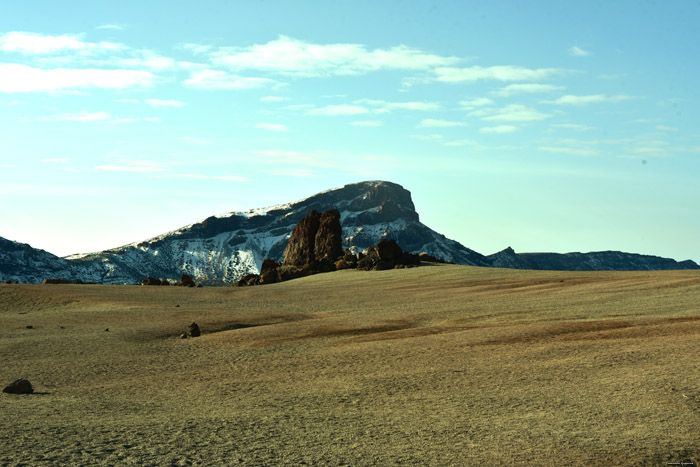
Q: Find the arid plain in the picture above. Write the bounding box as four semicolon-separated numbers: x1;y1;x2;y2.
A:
2;264;700;466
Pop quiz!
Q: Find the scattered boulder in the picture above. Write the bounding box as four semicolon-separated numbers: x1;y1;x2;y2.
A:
259;259;281;285
3;379;33;394
180;333;188;339
141;277;162;286
179;274;196;288
188;322;201;338
161;279;171;286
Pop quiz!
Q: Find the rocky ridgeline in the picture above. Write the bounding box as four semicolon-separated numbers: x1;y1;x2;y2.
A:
141;274;199;287
237;209;446;286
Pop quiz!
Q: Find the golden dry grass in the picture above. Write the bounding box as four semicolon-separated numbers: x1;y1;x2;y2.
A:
2;264;700;465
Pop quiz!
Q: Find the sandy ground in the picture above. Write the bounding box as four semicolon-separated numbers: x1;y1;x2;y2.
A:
2;264;700;466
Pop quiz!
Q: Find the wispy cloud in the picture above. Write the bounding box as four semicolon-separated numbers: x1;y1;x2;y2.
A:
470;104;550;122
0;64;156;93
459;97;494;110
157;173;248;182
44;111;159;124
255;122;288;132
96;24;126;31
417;119;467;128
0;31;124;54
145;98;185;108
551;123;595;131
480;125;518;133
183;69;276;90
356;99;442;113
655;125;678;132
492;83;564;97
351;120;383;127
433;65;565;83
546;94;634;105
307;105;369;116
208;35;460;77
569;46;591;57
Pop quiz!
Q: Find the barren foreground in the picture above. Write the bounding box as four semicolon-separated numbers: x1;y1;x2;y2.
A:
2;265;700;466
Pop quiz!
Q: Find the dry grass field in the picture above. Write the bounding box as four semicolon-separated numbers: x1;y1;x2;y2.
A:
2;264;700;466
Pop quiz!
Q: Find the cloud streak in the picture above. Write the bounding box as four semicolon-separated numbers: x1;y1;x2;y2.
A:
0;64;156;92
208;35;460;77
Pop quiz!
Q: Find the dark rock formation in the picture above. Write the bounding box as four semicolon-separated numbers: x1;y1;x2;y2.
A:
188;322;200;337
283;210;322;267
236;273;260;286
42;278;85;284
357;239;421;271
314;210;343;262
141;277;162;286
179;274;196;287
3;379;33;394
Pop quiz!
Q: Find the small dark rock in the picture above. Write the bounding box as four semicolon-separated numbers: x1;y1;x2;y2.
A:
180;333;188;339
26;325;33;329
3;379;33;394
188;322;201;338
105;328;109;332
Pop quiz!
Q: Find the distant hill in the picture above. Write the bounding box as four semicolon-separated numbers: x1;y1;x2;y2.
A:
1;180;697;284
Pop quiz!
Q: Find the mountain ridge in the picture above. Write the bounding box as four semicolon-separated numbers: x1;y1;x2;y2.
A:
1;180;698;284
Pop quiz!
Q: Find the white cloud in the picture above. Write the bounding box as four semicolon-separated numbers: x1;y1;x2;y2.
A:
471;104;550;122
0;64;156;92
351;120;383;127
180;43;213;55
480;125;518;133
492;83;564;97
546;94;634;105
569;46;591;57
551;123;595;131
255;123;288;132
209;35;460;77
0;31;125;55
96;24;125;31
356;99;441;113
183;69;276;90
433;65;565;83
417;119;467;128
459;97;494;110
655;125;678;131
539;146;599;156
307;105;369;116
145;98;185;108
56;111;111;122
260;96;288;102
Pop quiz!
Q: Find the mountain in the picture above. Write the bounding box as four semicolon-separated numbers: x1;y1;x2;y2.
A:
2;181;698;284
1;181;489;285
488;247;700;271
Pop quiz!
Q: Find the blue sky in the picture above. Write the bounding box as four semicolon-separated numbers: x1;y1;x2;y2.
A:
1;1;699;262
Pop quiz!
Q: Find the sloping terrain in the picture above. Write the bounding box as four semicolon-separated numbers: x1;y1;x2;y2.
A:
2;266;700;465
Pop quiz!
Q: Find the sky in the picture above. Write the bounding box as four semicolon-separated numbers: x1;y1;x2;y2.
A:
1;1;699;263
